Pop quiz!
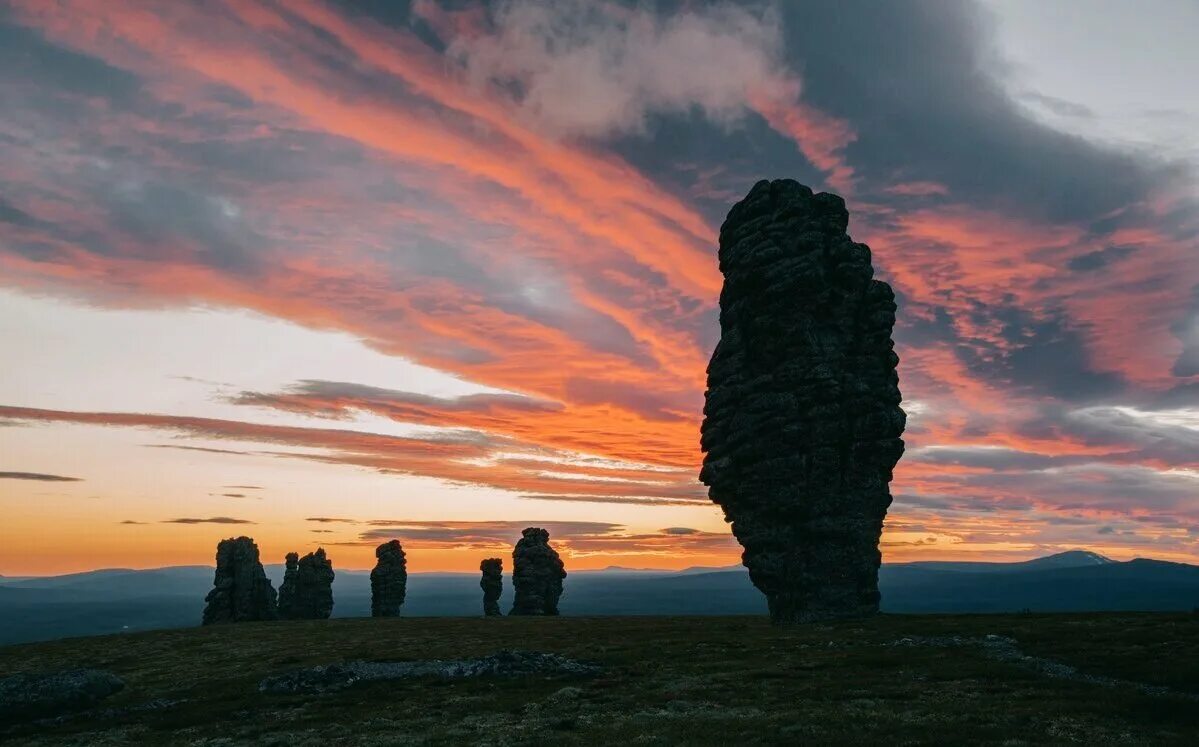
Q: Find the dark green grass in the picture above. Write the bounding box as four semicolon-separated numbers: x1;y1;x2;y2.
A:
1;613;1197;745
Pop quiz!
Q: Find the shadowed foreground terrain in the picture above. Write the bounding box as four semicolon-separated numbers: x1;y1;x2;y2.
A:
2;614;1197;745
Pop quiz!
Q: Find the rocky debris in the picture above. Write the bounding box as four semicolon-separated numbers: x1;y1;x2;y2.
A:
370;539;407;617
259;651;600;695
480;557;503;616
201;536;279;624
278;548;335;620
0;669;124;719
700;179;905;624
509;527;566;616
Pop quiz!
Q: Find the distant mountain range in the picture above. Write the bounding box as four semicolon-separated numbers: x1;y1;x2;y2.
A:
2;550;1197;645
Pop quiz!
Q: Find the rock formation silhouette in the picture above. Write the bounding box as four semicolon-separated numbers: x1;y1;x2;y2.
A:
370;539;407;617
700;179;905;624
509;528;566;616
277;552;300;617
480;557;503;616
275;548;334;620
279;550;332;620
201;536;278;624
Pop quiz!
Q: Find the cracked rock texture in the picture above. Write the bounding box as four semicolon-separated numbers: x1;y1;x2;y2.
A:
201;536;278;624
509;528;566;616
278;548;335;620
480;557;503;616
370;539;407;617
700;179;905;624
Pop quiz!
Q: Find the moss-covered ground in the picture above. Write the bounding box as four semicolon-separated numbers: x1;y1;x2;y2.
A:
2;613;1197;745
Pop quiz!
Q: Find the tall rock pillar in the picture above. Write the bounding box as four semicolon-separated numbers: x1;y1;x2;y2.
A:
700;179;905;623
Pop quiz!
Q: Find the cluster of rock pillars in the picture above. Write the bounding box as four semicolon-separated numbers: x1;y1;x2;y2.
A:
202;180;903;627
200;527;566;623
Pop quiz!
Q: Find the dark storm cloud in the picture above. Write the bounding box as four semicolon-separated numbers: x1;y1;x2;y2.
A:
0;196;42;228
983;309;1125;401
994;404;1199;470
0;471;82;482
1066;245;1137;272
905;447;1079;472
1057;406;1199;465
775;0;1177;224
961;464;1199;514
0;19;142;104
1171;287;1199;377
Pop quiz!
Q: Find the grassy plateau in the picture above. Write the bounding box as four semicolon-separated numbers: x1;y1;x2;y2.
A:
1;613;1197;745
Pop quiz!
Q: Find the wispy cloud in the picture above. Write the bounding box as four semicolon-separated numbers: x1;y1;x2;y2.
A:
162;517;254;525
0;471;81;482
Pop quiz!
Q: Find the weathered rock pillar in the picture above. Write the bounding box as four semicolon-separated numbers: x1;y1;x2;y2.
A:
370;539;407;617
276;548;335;620
201;536;278;624
509;528;566;616
700;179;905;623
480;557;503;616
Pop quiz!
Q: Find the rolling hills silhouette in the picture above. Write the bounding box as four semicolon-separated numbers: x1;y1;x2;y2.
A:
2;550;1197;645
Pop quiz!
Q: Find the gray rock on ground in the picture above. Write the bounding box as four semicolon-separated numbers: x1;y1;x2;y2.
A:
0;669;124;719
201;536;278;624
509;527;566;616
278;547;335;620
370;539;407;617
700;179;905;624
480;557;503;616
259;651;600;695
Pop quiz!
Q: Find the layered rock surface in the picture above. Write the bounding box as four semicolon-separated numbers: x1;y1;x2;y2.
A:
277;548;334;620
201;536;278;624
700;179;905;623
509;528;566;616
370;539;407;617
480;557;503;616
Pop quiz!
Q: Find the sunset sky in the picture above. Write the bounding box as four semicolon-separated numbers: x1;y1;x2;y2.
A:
1;0;1197;575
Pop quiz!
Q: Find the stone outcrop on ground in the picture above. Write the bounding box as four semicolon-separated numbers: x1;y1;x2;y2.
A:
509;528;566;616
0;669;124;720
259;651;599;695
278;548;335;620
480;557;503;616
700;179;905;624
201;536;278;624
370;539;407;617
